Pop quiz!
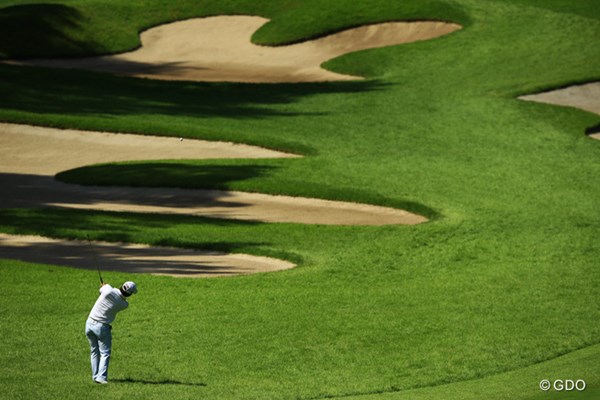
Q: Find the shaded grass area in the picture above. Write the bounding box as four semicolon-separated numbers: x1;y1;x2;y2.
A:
0;0;599;399
0;208;300;261
0;63;391;154
55;159;438;219
58;161;283;190
56;161;282;190
586;123;600;136
0;3;102;58
0;0;470;59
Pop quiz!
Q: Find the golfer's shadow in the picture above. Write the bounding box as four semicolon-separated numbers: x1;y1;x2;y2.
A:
112;377;206;387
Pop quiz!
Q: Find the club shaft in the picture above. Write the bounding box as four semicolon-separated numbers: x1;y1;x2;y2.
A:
86;235;104;284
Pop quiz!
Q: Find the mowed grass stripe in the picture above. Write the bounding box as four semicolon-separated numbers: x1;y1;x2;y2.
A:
0;0;598;399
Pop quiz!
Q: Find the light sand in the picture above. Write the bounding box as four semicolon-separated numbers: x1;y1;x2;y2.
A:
6;16;461;83
0;122;298;176
519;82;600;140
47;189;426;225
0;173;426;226
519;82;600;115
0;17;440;276
0;123;302;276
0;122;427;225
0;122;426;276
0;233;294;278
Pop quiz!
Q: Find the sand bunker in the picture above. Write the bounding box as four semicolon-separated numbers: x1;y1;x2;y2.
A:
0;122;298;176
519;82;600;115
0;173;426;225
519;82;600;140
0;123;427;225
0;233;294;277
0;122;426;276
0;123;303;276
0;17;442;275
6;16;461;83
44;186;425;225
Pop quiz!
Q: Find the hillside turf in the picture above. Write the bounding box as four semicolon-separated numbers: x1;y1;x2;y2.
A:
0;0;599;399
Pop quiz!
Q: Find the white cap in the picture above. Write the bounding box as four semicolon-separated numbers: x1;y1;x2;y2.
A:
122;281;138;295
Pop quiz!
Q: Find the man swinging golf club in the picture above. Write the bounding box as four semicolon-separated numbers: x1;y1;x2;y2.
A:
85;281;138;384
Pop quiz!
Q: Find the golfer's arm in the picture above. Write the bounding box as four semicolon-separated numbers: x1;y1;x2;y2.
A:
99;283;111;293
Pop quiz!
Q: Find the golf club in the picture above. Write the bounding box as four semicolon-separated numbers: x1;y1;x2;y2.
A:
86;235;104;284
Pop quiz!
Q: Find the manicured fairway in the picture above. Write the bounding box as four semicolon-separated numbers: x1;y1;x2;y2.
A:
0;1;599;399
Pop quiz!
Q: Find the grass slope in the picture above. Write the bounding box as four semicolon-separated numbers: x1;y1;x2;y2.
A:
345;343;600;399
0;0;470;58
0;0;599;399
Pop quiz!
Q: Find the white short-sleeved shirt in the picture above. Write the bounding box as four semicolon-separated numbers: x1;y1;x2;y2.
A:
88;284;129;324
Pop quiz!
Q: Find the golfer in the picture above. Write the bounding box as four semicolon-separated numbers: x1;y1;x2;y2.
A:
85;281;138;384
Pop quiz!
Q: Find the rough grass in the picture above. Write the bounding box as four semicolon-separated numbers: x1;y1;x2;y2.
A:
0;0;599;399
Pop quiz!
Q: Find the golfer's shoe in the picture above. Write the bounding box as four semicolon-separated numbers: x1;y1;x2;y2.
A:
94;378;108;384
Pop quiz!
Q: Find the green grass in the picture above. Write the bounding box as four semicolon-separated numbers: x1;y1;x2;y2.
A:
0;0;599;399
0;0;470;58
345;343;600;399
55;159;438;218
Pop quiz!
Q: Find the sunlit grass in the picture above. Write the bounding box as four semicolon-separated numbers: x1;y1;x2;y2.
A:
0;0;598;399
